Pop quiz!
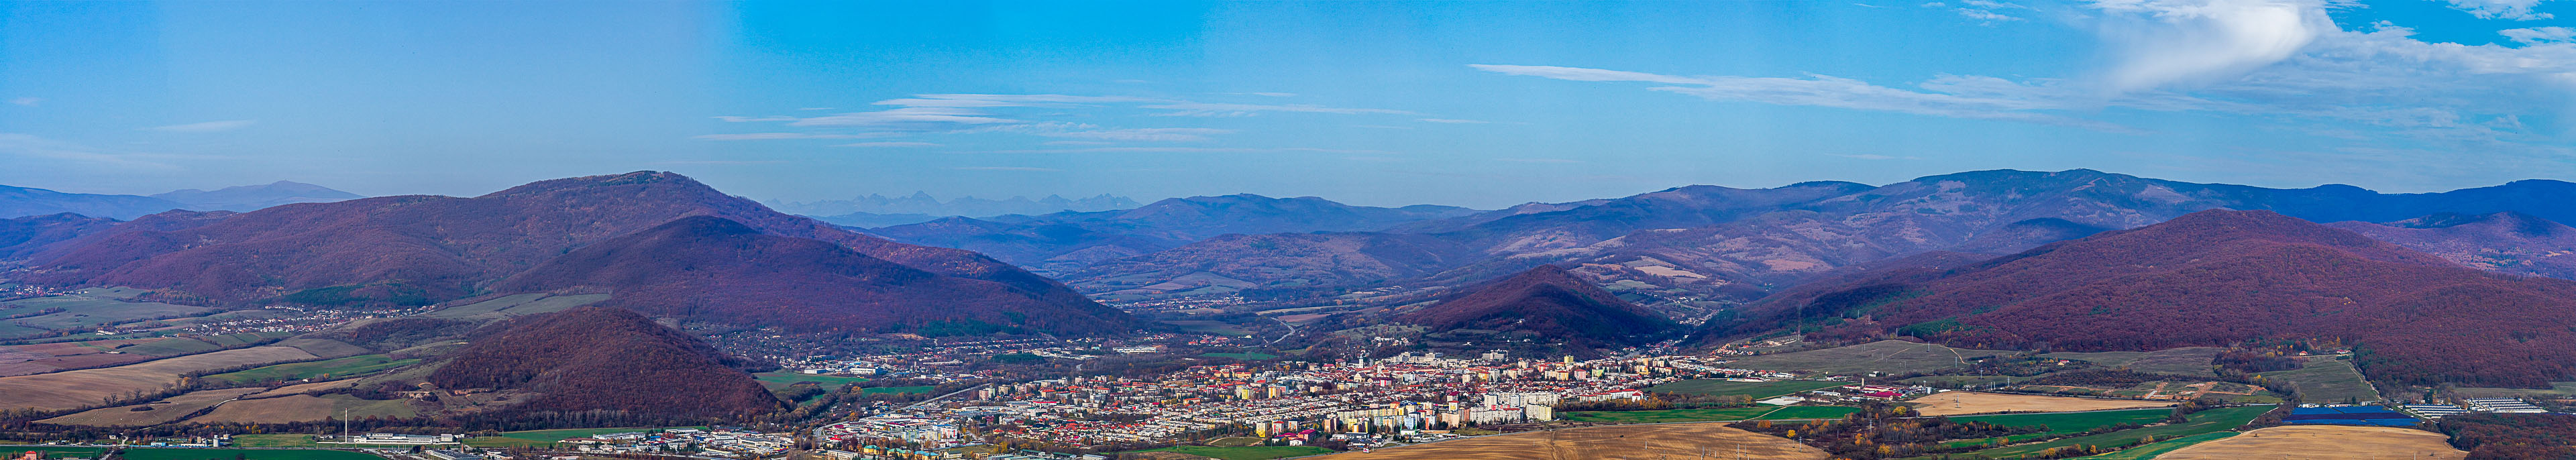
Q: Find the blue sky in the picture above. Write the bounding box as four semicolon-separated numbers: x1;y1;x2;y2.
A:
2;1;2571;209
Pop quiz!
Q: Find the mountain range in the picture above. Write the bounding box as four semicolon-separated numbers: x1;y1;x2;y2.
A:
1699;209;2576;388
867;194;1481;276
5;171;1130;337
1037;170;2576;304
774;192;1141;225
0;181;362;219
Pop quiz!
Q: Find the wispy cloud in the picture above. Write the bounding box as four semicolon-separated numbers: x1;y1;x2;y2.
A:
693;133;896;141
1496;158;1582;164
834;141;941;148
790;107;1021;128
2502;26;2575;46
0;133;179;168
1470;64;2140;133
8;97;38;107
1142;102;1413;117
1418;118;1495;124
2441;0;2557;20
146;119;256;133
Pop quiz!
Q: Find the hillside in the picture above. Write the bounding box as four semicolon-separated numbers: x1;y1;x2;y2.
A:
1701;209;2576;388
1397;265;1679;351
425;306;782;420
0;214;116;262
2330;212;2576;280
873;194;1478;276
150;180;363;212
21;172;1095;323
492;216;1135;336
0;184;187;220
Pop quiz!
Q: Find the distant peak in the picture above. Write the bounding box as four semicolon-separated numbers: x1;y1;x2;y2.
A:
479;171;708;197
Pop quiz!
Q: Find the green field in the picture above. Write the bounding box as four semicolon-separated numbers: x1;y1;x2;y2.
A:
0;446;105;459
1646;379;1846;400
1563;406;1778;424
2257;358;2379;403
753;371;869;390
1;295;213;330
1128;445;1333;460
207;355;417;384
2123;347;2222;377
2041;351;2150;367
2074;430;2241;459
2449;382;2576;399
1941;409;2171;447
863;386;934;395
1949;406;2271;459
423;294;608;319
1201;352;1281;360
1720;340;2008;376
117;449;384;460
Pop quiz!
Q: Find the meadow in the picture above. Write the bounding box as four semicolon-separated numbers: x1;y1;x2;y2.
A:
752;371;869;390
207;355;418;384
2071;431;2237;459
2256;357;2379;402
1908;392;2170;416
1646;379;1845;400
1939;408;2171;447
1947;406;2273;459
1720;341;2007;376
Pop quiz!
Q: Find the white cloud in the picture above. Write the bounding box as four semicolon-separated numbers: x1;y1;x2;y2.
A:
875;94;1163;108
2091;0;2332;93
8;97;38;107
1950;0;2031;22
692;132;896;141
1472;64;2139;132
2442;0;2558;19
790;107;1020;127
1142;102;1413;117
834;141;942;148
2502;26;2575;45
145;120;256;133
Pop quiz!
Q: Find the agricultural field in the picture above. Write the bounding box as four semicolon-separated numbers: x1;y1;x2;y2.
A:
2012;380;2277;402
187;394;417;424
248;378;362;398
1719;340;2008;376
0;446;106;459
2123;347;2222;377
421;294;608;319
1305;422;1828;460
37;388;266;426
1564;406;1777;424
461;426;706;447
1;294;213;331
1125;445;1332;460
117;448;386;460
1756;406;1862;420
1907;392;2171;416
2447;382;2576;399
207;355;419;385
2257;357;2380;403
1940;408;2170;447
752;371;869;390
2041;351;2150;367
0;345;320;411
1947;406;2273;459
1646;379;1846;400
2074;431;2238;459
2154;425;2463;460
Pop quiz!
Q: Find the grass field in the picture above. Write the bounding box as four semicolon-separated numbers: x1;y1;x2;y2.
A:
1909;392;2171;416
1305;422;1827;460
0;346;319;411
207;355;417;384
2124;347;2222;377
863;386;934;395
1200;352;1279;360
2449;382;2576;399
1646;380;1845;400
2155;425;2462;460
423;294;610;319
0;446;105;459
1720;341;2007;376
1;295;213;331
1564;406;1778;423
37;388;266;426
2042;351;2150;367
2074;431;2238;459
1940;409;2171;447
1756;406;1862;420
1947;406;2272;459
752;371;868;390
1130;445;1332;460
187;394;417;424
118;448;385;460
2257;358;2379;403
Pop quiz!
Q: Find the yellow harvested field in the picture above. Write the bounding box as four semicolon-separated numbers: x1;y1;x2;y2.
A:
0;346;319;411
188;394;338;424
1907;392;2171;416
1306;422;1827;460
36;388;264;426
2156;425;2465;460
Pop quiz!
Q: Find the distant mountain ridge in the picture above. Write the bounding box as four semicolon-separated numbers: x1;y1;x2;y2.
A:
150;180;362;212
774;192;1140;220
868;194;1481;276
0;184;188;220
1699;209;2576;388
2330;211;2576;280
1056;170;2576;303
11;171;1128;336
